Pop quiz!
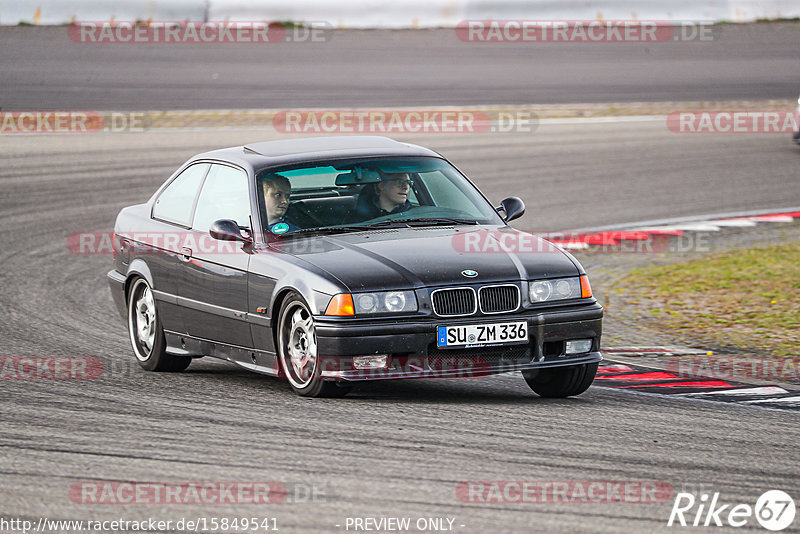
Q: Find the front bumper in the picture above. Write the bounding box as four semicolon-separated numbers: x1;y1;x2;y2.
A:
313;303;603;381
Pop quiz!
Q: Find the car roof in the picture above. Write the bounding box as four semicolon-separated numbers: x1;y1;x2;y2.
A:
191;136;443;172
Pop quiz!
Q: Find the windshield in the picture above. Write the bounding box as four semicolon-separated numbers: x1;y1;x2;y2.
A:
255;156;503;236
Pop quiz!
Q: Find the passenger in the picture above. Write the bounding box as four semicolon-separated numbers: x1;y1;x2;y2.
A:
262;175;300;234
351;172;414;222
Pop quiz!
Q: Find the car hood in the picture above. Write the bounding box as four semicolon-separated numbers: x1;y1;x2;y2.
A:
266;226;581;291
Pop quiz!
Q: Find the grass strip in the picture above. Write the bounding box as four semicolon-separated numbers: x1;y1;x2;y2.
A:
621;241;800;356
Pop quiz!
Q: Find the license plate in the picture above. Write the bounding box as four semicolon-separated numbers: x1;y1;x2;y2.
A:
437;322;528;348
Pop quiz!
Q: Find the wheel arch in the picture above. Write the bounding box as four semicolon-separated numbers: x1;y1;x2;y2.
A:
124;259;155;304
269;286;321;346
270;287;295;351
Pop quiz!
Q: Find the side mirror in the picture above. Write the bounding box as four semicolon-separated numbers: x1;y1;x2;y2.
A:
210;219;251;243
497;197;525;223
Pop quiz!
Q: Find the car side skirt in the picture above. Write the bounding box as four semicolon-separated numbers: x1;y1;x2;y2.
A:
163;331;280;376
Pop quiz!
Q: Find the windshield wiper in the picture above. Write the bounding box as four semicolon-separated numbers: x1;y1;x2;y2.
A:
390;217;480;226
282;225;372;237
280;220;410;237
277;218;478;238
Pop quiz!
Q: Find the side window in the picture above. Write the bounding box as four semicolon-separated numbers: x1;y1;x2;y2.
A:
152;163;209;226
192;164;251;233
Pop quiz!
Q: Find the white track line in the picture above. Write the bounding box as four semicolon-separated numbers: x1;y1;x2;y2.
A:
591;385;799;413
750;215;795;222
667;223;722;231
602;347;709;356
627;227;685;233
680;386;789;397
560;206;800;235
744;395;800;405
709;219;758;227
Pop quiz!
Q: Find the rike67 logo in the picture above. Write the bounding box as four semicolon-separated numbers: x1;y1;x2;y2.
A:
668;490;795;531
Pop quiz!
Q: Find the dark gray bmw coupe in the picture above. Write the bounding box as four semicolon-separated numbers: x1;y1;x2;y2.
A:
108;136;602;397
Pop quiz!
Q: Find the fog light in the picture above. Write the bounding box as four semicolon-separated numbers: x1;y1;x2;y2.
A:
565;339;592;354
353;354;389;370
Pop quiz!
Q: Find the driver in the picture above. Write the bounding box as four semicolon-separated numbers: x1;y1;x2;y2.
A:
262;174;300;234
351;172;414;221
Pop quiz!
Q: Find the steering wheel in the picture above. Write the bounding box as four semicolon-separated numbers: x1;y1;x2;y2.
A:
286;202;326;228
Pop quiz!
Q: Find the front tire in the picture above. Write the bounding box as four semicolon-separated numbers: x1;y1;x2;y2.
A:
523;363;598;398
127;277;191;372
277;293;350;397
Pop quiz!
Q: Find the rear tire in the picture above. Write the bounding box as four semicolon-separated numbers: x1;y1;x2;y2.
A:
127;277;191;372
523;362;598;398
277;293;350;398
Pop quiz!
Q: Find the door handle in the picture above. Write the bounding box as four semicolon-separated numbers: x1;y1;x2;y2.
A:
180;247;192;262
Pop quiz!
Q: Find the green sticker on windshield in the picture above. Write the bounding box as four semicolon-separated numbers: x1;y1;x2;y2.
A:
271;222;289;234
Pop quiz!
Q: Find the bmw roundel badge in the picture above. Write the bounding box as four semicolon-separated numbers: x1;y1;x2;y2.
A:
461;269;478;278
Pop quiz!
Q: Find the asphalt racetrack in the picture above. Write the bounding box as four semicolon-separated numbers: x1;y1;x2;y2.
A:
0;23;798;110
1;22;800;534
2;123;799;532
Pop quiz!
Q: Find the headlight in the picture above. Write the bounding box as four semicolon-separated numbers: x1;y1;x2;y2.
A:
355;293;378;312
528;277;581;302
384;291;407;312
353;290;417;314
